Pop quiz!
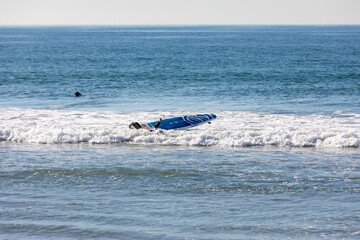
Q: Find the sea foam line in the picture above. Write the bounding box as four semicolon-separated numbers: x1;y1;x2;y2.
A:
1;108;360;148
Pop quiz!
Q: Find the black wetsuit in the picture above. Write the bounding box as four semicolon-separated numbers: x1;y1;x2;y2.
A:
132;119;161;130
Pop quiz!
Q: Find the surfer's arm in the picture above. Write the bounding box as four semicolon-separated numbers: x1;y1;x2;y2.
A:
154;118;162;129
140;123;150;130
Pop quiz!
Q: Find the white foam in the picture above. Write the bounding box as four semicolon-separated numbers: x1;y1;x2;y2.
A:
1;108;360;148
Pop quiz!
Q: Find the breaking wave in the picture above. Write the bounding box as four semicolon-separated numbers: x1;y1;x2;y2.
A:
1;108;360;148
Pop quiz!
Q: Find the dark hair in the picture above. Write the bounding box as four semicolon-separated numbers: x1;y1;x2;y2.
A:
132;122;141;130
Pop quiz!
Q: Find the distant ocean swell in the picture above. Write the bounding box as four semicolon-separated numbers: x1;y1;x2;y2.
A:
1;108;360;148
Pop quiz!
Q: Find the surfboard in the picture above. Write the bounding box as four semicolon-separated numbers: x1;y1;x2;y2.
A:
147;114;217;130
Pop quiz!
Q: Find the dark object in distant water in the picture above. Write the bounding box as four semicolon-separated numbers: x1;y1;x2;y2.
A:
75;91;82;97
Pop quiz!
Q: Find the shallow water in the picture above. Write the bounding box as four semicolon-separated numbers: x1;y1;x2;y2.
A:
1;142;360;239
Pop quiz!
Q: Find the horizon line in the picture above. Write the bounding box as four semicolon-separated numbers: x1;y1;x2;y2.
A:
1;23;360;27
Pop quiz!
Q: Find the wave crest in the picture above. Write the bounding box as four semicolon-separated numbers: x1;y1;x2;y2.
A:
1;108;360;148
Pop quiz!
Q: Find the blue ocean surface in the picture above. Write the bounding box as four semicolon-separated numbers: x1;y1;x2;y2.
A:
1;25;360;239
1;25;359;114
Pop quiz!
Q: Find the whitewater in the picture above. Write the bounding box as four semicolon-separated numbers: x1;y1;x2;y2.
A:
1;107;359;148
1;26;360;240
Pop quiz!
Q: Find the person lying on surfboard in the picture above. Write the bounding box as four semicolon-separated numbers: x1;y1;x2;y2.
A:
129;118;162;131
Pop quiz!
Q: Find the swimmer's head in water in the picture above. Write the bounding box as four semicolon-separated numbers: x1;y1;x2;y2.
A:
129;122;142;130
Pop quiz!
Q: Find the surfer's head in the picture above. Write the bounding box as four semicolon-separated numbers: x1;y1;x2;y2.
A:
129;122;142;130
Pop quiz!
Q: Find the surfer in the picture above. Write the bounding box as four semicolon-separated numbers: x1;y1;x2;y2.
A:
75;91;82;97
129;118;162;131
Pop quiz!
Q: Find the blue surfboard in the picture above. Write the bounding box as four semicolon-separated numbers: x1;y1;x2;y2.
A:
147;114;217;130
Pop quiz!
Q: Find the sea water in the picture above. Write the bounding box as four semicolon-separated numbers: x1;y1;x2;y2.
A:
0;25;360;239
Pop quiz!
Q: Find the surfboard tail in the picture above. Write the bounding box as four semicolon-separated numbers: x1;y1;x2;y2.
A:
146;113;217;130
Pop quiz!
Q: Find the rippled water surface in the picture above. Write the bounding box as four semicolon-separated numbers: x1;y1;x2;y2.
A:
1;26;360;239
1;25;360;114
1;143;360;239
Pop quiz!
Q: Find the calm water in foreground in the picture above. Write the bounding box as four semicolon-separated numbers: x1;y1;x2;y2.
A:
1;143;360;239
0;25;360;239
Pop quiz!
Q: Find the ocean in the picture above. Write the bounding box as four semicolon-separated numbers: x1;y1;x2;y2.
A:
0;25;360;239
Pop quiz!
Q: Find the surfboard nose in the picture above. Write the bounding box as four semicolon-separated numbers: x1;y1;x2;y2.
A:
211;114;217;119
